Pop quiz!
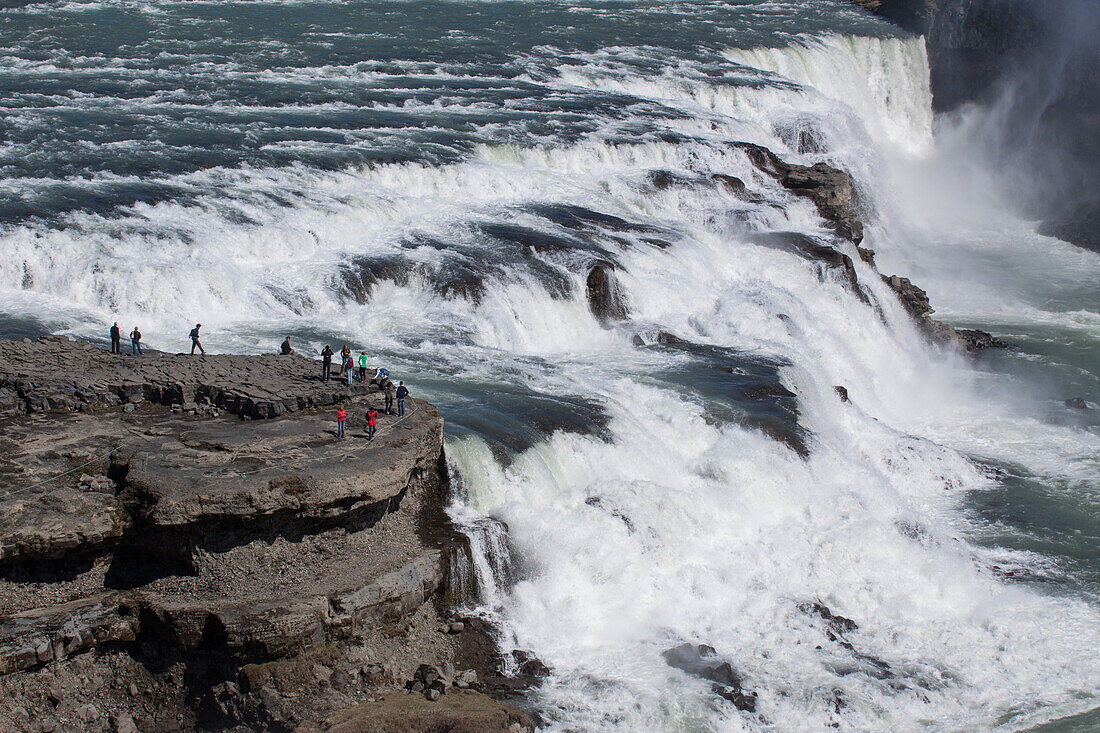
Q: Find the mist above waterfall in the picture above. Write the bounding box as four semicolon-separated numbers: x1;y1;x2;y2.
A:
923;0;1100;250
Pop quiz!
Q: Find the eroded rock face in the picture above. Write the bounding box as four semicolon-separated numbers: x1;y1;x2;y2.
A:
735;142;865;243
884;275;934;318
0;338;534;732
882;276;1006;351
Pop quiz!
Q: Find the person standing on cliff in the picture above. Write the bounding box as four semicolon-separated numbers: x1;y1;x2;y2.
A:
321;345;334;382
339;344;351;375
110;322;121;354
366;407;377;441
336;407;347;438
130;326;142;355
384;379;396;414
190;324;205;355
357;351;368;383
345;355;354;387
396;381;409;417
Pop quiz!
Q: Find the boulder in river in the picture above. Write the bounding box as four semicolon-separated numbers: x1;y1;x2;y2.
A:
586;262;629;323
662;643;756;712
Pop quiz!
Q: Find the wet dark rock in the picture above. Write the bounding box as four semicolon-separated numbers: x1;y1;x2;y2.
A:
735;142;864;243
884;275;934;318
586;262;629;324
710;173;748;196
648;170;698;190
437;268;488;304
1064;396;1089;410
511;650;550;678
953;329;1006;351
834;386;849;403
584;495;636;533
881;278;1005;352
753;232;867;302
336;254;415;305
798;601;859;634
661;643;756;712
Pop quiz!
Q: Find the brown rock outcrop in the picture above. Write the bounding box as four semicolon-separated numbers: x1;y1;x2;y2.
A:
0;336;526;732
735;142;865;243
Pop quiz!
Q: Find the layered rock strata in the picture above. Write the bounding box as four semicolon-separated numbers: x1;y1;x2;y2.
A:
0;338;531;732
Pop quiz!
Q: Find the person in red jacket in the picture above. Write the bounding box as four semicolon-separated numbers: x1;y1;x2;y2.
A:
336;407;347;438
366;407;378;441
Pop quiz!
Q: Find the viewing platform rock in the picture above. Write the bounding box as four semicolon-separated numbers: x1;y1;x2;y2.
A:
0;336;532;733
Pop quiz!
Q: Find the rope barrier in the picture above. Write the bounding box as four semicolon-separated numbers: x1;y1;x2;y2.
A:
207;399;420;479
0;445;123;500
0;394;420;494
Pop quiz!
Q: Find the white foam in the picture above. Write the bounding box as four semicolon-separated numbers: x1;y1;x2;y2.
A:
1;21;1097;729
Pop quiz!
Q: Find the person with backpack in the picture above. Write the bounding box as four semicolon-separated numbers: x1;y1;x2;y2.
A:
190;324;205;355
321;345;334;382
396;381;409;416
365;407;378;441
130;326;142;355
336;407;347;438
110;322;121;354
345;354;354;386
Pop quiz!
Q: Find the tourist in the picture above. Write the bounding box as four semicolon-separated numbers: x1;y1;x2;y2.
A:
366;407;377;441
373;367;390;386
321;345;334;382
357;351;368;383
130;326;142;355
336;407;347;438
281;337;294;356
384;379;396;414
110;322;121;354
345;355;354;386
340;344;351;375
190;324;205;355
396;381;409;416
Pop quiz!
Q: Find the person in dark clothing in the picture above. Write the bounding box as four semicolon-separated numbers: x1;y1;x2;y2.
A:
130;326;142;355
190;324;205;355
321;345;334;382
110;322;121;354
366;408;378;441
384;380;396;414
339;344;351;375
281;337;294;356
396;381;409;416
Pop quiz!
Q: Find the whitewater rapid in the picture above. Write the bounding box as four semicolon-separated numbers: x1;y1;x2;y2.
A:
1;1;1098;729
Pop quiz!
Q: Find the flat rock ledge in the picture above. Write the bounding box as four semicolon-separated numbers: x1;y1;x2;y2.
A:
0;336;373;419
0;337;527;732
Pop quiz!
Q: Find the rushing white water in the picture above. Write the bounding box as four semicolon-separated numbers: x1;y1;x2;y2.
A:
443;33;1100;733
1;1;1098;729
